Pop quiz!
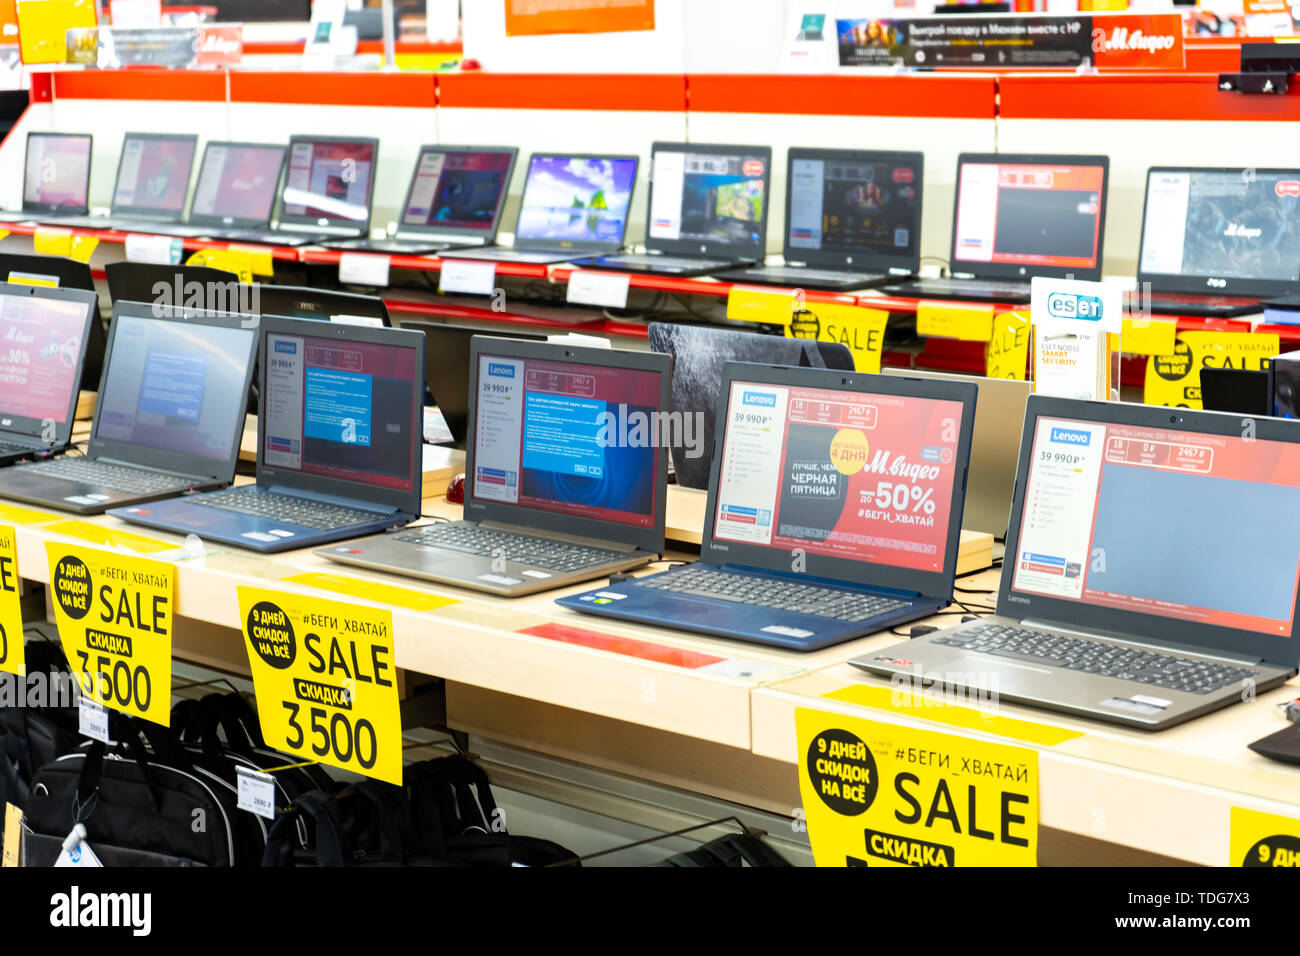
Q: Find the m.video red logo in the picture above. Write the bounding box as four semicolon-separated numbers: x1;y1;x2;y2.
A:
1276;180;1300;198
742;160;764;177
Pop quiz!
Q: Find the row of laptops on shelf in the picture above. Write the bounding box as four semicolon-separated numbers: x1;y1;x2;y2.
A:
12;130;1300;318
0;279;1296;731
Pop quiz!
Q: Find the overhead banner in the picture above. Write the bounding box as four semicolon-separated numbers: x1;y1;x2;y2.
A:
837;12;1183;70
505;0;654;36
66;24;243;68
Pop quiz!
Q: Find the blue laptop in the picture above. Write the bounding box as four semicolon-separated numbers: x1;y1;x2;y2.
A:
109;315;424;553
556;363;977;651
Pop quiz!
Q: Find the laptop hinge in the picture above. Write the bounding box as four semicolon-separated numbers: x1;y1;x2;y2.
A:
477;519;638;553
1019;617;1264;665
265;484;397;514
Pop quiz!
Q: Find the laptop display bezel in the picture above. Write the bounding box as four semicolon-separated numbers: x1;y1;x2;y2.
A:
254;315;425;517
87;302;259;483
396;145;518;242
949;151;1110;282
22;132;93;215
699;363;977;599
783;147;923;273
644;141;772;261
187;141;289;229
276;135;380;231
510;152;640;254
255;284;390;326
463;336;670;554
108;132;200;221
0;284;98;445
998;395;1300;668
1136;165;1300;299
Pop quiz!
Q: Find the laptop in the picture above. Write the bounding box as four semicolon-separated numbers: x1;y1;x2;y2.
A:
323;145;518;256
398;321;545;447
222;135;379;246
316;337;670;596
0;253;106;395
0;283;99;465
557;364;978;651
110;316;424;553
884;366;1030;538
574;142;771;277
255;284;390;326
0;132;92;222
885;152;1109;304
445;153;638;265
44;132;198;232
646;321;853;489
1199;366;1271;415
716;148;923;291
1135;166;1300;318
852;396;1300;730
0;303;257;515
145;141;289;240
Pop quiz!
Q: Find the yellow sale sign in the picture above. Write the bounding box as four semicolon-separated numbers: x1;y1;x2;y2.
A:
1230;807;1300;867
1144;331;1278;408
0;527;24;677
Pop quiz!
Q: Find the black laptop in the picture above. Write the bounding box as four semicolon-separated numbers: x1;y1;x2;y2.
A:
44;132;198;232
1134;166;1300;318
0;132;92;222
0;303;257;514
146;141;289;240
0;283;99;465
574;142;771;277
255;284;390;326
717;148;923;291
324;145;518;256
885;152;1109;304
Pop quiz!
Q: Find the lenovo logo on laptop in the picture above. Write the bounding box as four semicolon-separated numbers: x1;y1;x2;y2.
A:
742;391;776;407
487;363;515;379
1050;427;1091;446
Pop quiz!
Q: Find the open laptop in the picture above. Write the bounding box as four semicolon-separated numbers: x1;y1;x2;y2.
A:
317;337;670;596
0;132;92;222
884;366;1030;538
111;316;424;553
1136;166;1300;318
647;321;853;489
145;141;288;240
716;148;923;291
885;153;1109;304
324;145;518;256
0;303;257;514
557;364;977;651
445;153;638;265
255;284;390;326
44;132;198;232
1199;366;1271;415
852;396;1300;730
222;135;379;247
0;253;106;396
0;284;99;465
574;142;771;277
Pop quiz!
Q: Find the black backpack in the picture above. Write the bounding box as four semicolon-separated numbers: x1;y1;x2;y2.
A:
1;633;83;811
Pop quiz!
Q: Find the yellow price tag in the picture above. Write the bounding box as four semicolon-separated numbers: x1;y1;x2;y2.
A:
726;285;801;324
1229;807;1300;867
788;303;889;373
238;587;403;786
985;310;1030;379
187;246;274;284
2;802;21;868
1121;316;1177;357
45;543;173;725
0;527;25;678
916;301;995;342
1144;331;1278;408
31;228;97;264
796;707;1038;867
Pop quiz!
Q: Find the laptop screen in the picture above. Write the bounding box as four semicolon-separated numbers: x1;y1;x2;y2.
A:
262;331;419;492
96;314;254;462
711;380;965;574
0;293;90;426
1139;169;1300;283
648;148;767;247
1012;416;1300;636
24;133;92;210
282;138;376;222
402;149;513;230
471;353;661;528
788;154;920;258
953;159;1105;271
514;156;636;244
112;135;197;213
190;143;286;221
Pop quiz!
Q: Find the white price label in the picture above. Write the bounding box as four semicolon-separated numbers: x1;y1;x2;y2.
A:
124;233;181;265
339;252;391;287
78;696;110;744
438;259;497;296
236;766;277;820
565;269;630;309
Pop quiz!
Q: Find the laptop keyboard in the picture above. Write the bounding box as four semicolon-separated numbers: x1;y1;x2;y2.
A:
740;267;885;284
639;566;908;622
605;254;734;270
0;439;42;455
906;278;1031;296
934;622;1261;694
192;487;381;531
24;458;187;495
394;523;627;573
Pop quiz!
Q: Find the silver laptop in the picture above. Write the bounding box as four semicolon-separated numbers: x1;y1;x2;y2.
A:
0;132;92;222
851;395;1300;730
884;367;1030;538
43;132;198;231
317;336;670;596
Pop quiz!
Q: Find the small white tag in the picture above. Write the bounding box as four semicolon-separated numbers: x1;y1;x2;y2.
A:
78;697;110;744
439;259;497;296
84;493;109;502
236;766;277;821
521;570;551;579
330;314;384;328
339;252;390;287
1131;694;1172;708
478;573;522;586
594;590;627;600
761;625;815;638
125;233;181;265
268;529;294;538
566;269;630;309
54;828;103;868
242;531;277;543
